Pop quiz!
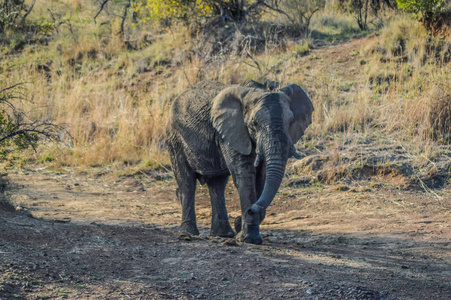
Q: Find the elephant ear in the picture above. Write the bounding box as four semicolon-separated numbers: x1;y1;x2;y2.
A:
211;87;252;155
280;84;314;144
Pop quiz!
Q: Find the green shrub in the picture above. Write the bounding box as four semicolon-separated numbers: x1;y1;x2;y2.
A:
133;0;248;26
396;0;447;22
293;40;311;56
0;0;36;33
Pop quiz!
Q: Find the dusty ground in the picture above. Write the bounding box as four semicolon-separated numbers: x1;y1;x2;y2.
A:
1;38;451;299
1;159;450;300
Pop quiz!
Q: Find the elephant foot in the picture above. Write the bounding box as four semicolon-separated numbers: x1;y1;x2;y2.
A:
243;234;263;245
210;219;235;238
237;224;262;245
180;222;199;236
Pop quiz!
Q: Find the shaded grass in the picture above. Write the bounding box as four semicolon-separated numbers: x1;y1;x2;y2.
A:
309;11;364;42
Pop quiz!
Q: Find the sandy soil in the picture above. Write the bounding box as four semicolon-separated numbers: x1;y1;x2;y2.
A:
1;163;450;300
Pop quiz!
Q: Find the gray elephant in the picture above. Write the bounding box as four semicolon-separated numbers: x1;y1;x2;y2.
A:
166;80;313;244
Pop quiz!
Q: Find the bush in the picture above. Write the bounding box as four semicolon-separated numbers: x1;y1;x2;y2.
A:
0;80;65;161
281;0;326;34
0;0;36;33
396;0;447;23
133;0;248;26
363;16;449;66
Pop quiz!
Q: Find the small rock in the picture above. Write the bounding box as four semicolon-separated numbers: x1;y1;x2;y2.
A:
306;288;316;295
176;232;192;241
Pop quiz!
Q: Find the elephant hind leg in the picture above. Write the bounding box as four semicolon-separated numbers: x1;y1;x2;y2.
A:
206;175;234;238
170;149;199;235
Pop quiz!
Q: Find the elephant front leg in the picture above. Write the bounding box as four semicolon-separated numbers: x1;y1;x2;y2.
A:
235;175;263;245
207;175;234;238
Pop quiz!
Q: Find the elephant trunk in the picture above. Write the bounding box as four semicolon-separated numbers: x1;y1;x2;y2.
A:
249;135;288;215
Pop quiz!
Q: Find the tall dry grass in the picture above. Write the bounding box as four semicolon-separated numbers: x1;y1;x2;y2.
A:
1;1;449;173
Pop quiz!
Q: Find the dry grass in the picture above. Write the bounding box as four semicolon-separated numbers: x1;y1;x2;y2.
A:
1;2;450;177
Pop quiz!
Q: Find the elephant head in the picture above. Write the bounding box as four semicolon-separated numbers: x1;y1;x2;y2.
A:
211;84;314;226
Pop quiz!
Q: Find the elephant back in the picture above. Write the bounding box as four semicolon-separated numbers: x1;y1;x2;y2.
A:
167;81;229;175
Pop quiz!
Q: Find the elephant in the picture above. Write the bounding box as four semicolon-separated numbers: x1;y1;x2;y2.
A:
166;80;313;244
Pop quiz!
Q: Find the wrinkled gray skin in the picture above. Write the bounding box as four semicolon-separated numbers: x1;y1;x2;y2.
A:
166;80;313;244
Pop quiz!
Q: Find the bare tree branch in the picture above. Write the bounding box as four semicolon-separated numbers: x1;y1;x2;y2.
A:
1;82;71;156
94;0;110;24
119;0;131;36
0;82;27;95
248;0;294;23
0;126;59;144
20;0;36;26
246;49;262;73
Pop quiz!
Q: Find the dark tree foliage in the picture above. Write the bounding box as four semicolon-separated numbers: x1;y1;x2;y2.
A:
0;0;36;33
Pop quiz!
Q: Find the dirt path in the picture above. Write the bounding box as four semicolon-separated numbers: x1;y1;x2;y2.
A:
1;163;450;300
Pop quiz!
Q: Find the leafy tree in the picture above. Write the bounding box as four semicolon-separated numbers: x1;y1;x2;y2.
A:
396;0;447;23
132;0;248;25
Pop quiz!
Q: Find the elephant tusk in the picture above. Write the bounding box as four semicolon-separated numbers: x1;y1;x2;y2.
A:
254;154;261;168
291;145;303;159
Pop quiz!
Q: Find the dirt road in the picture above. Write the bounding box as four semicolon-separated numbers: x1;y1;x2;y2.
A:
1;165;450;299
